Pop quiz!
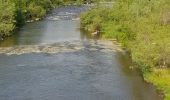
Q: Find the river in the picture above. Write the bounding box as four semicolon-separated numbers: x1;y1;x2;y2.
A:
0;6;162;100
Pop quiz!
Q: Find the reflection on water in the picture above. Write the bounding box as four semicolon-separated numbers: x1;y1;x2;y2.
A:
115;52;161;100
0;20;84;47
0;36;17;47
0;6;91;47
0;5;162;100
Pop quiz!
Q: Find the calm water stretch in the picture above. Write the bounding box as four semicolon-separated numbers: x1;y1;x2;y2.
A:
0;6;162;100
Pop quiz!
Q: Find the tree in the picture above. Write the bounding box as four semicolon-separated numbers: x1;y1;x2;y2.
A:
0;0;15;37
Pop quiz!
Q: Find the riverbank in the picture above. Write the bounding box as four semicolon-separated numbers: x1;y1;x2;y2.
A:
0;0;95;40
0;4;163;100
80;0;170;99
144;69;170;100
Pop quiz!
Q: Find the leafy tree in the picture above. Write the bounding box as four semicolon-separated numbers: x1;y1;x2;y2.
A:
0;0;15;37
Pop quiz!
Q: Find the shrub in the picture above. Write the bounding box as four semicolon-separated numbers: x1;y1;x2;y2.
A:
27;3;46;20
80;0;170;70
0;0;15;36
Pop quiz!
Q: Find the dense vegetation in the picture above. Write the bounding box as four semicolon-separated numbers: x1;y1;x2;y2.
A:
0;0;99;39
0;0;15;37
80;0;170;99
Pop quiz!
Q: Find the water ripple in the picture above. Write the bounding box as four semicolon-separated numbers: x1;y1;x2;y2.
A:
0;40;122;55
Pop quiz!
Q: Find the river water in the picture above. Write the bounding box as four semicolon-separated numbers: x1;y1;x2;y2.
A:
0;6;162;100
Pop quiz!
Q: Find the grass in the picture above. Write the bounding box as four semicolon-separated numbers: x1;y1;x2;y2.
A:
144;69;170;100
80;0;170;99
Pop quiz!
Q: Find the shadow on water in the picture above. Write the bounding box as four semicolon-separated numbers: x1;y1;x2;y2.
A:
0;21;47;47
0;5;90;47
115;52;162;100
0;21;99;47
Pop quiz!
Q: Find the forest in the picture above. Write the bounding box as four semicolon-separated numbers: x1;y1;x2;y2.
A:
80;0;170;99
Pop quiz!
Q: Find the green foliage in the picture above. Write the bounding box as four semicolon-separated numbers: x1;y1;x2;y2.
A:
14;0;25;26
0;0;53;36
145;69;170;100
14;0;52;23
0;0;93;37
27;2;46;20
0;0;15;36
80;0;170;99
81;0;170;69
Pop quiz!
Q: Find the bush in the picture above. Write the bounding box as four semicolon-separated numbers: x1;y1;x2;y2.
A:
0;0;15;36
0;0;100;37
27;3;46;20
80;0;170;70
80;1;170;98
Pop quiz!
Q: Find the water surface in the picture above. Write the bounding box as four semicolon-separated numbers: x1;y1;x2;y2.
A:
0;6;90;47
0;6;162;100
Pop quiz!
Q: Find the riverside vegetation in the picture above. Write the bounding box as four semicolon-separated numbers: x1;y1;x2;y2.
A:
0;0;169;99
80;0;170;99
0;0;99;39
